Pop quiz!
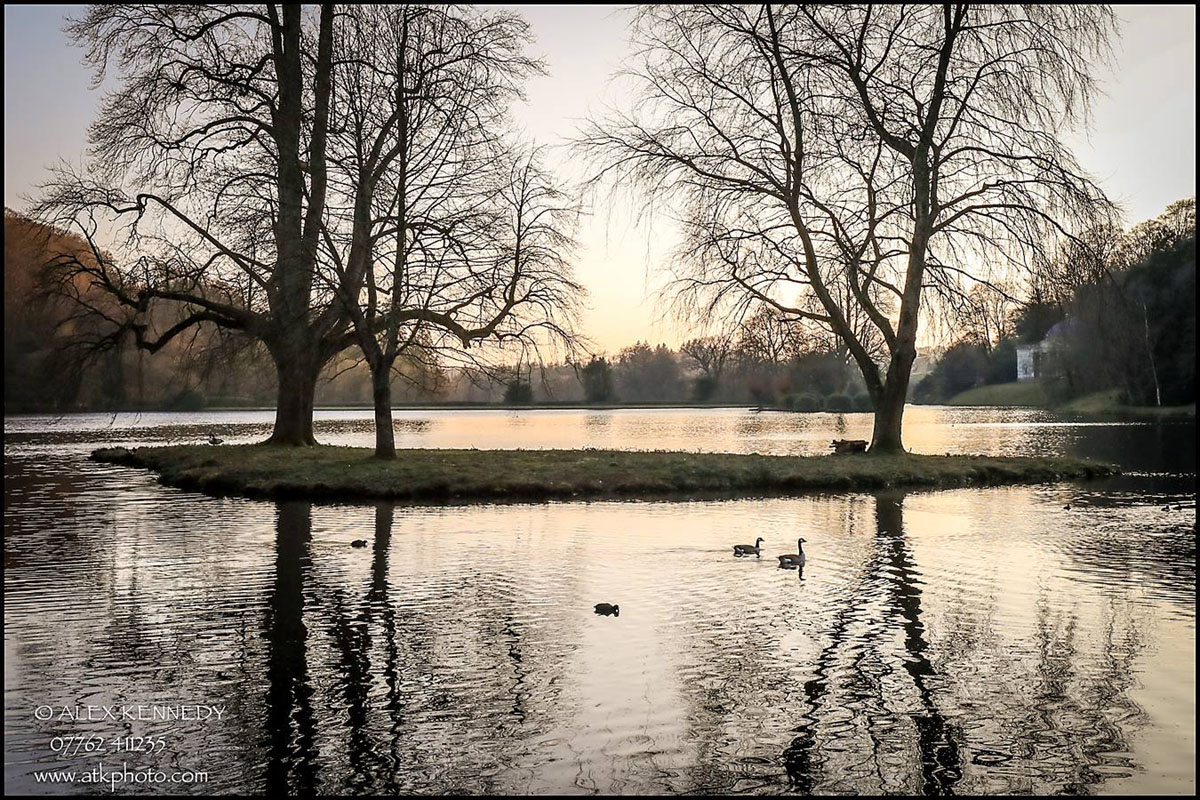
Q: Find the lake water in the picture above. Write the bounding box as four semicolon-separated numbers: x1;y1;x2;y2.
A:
3;407;1195;795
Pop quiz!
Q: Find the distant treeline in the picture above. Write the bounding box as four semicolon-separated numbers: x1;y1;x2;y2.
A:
6;208;902;412
914;198;1195;407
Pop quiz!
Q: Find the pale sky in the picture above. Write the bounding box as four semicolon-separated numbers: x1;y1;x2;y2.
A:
4;4;1196;353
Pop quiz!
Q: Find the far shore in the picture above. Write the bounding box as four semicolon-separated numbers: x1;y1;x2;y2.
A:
9;392;1194;419
940;384;1196;419
9;401;759;416
91;445;1118;506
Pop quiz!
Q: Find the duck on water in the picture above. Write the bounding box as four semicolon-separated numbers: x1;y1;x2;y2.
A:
777;538;806;568
733;538;764;557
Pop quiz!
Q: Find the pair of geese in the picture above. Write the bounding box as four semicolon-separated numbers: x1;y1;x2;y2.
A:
734;537;806;567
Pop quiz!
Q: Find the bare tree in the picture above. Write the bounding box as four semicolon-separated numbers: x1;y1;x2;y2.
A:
341;140;583;458
33;4;581;450
33;5;355;445
317;5;578;458
580;4;1116;451
735;307;806;365
680;334;736;400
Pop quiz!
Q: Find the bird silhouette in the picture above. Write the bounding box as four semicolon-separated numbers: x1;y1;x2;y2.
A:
733;537;764;557
777;538;807;568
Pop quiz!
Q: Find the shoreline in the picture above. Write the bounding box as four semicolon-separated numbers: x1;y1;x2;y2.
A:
8;402;759;416
91;445;1119;505
9;399;1195;420
938;384;1195;420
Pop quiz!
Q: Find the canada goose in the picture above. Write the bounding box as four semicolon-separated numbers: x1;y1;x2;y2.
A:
733;537;764;557
350;539;368;548
207;434;224;445
777;538;806;568
594;603;619;616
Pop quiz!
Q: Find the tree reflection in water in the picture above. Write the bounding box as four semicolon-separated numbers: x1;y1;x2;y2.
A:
264;501;319;794
784;492;962;794
3;412;1185;795
877;493;963;793
782;491;1151;795
258;500;579;794
253;493;1153;794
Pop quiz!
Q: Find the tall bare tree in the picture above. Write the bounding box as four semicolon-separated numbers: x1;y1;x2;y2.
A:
318;6;578;458
581;4;1116;451
33;5;354;445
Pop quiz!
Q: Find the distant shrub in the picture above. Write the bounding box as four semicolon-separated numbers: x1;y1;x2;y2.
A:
792;393;824;412
162;388;206;412
825;393;853;413
693;374;718;402
503;381;533;404
852;393;873;412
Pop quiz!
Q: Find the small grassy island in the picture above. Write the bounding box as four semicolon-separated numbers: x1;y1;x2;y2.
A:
91;445;1118;504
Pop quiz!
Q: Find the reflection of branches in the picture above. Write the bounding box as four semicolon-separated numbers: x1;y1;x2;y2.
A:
503;615;528;724
784;492;962;794
324;582;378;791
363;503;412;791
876;493;963;794
262;500;597;793
782;584;863;791
1023;595;1146;792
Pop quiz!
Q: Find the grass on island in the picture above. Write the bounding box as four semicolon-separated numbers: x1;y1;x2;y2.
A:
91;444;1118;504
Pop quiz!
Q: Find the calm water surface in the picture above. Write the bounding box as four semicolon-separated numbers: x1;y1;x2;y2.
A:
3;407;1195;794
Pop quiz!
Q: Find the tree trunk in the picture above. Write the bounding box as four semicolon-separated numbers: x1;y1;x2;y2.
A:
267;351;320;446
372;367;396;459
870;348;917;454
870;385;906;454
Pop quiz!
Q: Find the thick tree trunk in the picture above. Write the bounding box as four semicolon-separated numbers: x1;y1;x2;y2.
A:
372;367;396;459
870;345;917;454
267;351;320;446
870;381;907;453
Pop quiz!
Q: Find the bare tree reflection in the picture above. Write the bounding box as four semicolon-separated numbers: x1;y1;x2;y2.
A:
876;492;963;794
264;501;319;793
366;502;412;791
260;499;587;793
782;544;873;792
251;491;1152;795
784;492;962;795
503;613;529;724
324;574;377;790
1020;596;1146;792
